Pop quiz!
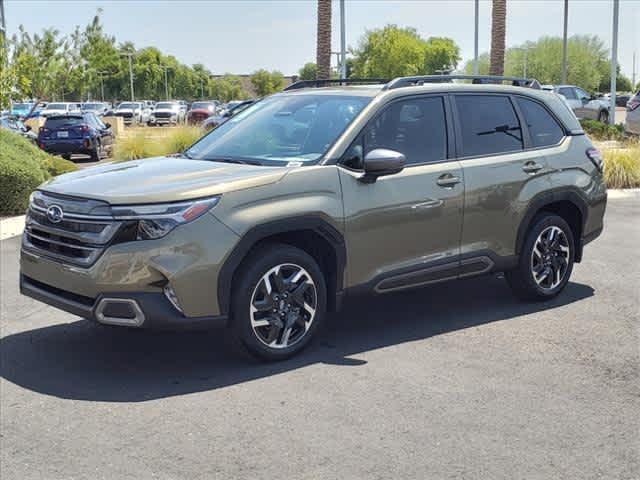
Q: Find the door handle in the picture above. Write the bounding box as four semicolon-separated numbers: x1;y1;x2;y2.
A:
522;161;543;174
436;173;461;187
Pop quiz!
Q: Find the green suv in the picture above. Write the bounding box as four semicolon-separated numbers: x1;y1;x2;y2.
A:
20;75;607;360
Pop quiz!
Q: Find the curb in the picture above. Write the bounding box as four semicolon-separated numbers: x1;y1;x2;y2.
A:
0;215;26;241
1;189;638;241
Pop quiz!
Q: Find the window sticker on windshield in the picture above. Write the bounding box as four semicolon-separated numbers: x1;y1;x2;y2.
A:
287;161;303;167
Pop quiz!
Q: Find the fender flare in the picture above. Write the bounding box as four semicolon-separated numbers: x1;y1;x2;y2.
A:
217;215;346;315
515;187;589;259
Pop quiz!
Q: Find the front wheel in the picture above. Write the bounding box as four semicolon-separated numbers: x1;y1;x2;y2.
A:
506;214;575;301
231;244;327;361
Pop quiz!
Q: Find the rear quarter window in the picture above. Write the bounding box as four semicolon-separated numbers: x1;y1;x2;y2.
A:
516;97;565;147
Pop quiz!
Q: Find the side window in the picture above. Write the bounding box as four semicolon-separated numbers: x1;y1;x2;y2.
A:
558;87;577;100
575;88;590;101
454;95;523;157
343;97;447;169
516;97;565;147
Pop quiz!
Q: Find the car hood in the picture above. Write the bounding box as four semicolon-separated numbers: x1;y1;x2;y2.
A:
40;156;289;204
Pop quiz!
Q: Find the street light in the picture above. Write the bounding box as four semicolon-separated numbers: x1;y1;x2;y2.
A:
160;65;172;100
120;51;135;101
561;0;569;84
96;71;109;102
512;46;529;78
609;0;619;125
473;0;479;75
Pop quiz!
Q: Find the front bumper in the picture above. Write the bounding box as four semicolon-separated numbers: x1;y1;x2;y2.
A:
20;275;227;329
20;212;240;325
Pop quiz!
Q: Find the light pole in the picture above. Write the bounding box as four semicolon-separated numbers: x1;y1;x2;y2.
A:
512;46;529;78
160;65;171;100
339;0;346;79
0;0;6;42
97;71;108;102
120;51;135;101
609;0;619;125
561;0;568;84
473;0;479;75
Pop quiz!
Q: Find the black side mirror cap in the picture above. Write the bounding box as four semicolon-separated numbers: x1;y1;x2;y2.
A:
25;125;32;132
359;148;406;183
104;123;111;129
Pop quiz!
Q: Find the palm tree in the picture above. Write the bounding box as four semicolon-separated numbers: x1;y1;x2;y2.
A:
316;0;332;80
489;0;507;76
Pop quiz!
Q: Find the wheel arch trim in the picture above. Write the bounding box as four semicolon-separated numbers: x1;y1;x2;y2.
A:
217;214;346;315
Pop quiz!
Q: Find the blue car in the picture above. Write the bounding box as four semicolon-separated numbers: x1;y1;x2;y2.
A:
38;112;114;161
10;102;41;119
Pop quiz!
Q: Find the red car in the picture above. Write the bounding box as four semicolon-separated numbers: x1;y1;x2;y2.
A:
186;101;218;125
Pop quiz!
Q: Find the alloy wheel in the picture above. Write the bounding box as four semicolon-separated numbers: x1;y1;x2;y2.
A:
250;263;318;349
530;225;571;290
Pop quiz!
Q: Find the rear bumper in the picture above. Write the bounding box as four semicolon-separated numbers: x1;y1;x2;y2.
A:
20;275;228;330
40;138;96;154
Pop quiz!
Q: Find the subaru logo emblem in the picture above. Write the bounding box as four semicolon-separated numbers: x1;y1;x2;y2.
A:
46;205;64;223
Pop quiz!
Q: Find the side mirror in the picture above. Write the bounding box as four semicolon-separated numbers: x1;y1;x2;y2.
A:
359;148;406;183
223;111;232;118
104;122;111;129
25;125;32;132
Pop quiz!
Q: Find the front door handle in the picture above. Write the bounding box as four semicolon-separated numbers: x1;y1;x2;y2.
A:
522;161;543;174
436;173;461;188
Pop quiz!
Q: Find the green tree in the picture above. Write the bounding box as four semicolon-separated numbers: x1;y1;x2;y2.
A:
210;75;247;102
250;69;284;96
298;62;318;81
423;37;461;73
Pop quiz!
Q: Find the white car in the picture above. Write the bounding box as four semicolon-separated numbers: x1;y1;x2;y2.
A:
114;102;144;125
624;91;640;135
148;101;183;126
40;102;81;118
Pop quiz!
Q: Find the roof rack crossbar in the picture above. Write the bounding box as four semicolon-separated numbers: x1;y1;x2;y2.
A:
383;75;541;90
284;78;389;91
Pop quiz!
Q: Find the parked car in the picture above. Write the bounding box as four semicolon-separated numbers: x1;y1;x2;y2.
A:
0;114;37;143
114;102;144;125
81;102;109;117
148;101;183;125
37;112;113;161
624;91;640;135
551;85;611;122
186;101;218;124
40;102;82;118
202;99;256;130
10;102;39;119
20;75;607;361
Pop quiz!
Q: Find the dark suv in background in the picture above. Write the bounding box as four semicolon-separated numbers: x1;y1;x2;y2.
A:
37;112;113;161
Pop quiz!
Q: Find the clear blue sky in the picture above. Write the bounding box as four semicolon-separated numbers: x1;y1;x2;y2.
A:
5;0;639;80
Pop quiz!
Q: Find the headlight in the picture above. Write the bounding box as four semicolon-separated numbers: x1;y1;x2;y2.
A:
112;196;220;240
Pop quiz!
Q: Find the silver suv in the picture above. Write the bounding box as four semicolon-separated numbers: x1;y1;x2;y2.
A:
547;85;611;123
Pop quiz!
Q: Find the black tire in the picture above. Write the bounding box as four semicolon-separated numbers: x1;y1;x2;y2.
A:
230;243;327;361
598;110;609;123
61;153;72;160
90;141;103;161
506;213;575;301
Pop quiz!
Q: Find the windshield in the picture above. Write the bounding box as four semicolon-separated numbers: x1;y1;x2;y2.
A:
83;103;102;110
12;103;31;111
191;102;214;110
118;103;138;109
46;103;67;110
156;102;177;109
186;94;371;166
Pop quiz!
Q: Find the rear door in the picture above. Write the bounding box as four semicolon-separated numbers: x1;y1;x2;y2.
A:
453;93;561;262
339;95;464;290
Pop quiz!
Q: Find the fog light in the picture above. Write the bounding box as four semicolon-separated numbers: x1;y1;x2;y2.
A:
163;285;183;313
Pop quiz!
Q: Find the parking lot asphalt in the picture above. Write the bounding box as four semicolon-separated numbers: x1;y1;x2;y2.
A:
1;197;638;480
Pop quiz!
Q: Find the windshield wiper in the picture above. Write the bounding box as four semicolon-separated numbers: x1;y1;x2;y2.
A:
203;156;262;166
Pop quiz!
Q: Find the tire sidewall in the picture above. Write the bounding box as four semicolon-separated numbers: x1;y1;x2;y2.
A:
519;214;575;298
231;244;327;361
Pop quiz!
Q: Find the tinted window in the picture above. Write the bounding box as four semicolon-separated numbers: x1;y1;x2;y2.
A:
516;97;565;147
455;95;523;156
558;87;577;100
45;116;84;129
356;97;447;166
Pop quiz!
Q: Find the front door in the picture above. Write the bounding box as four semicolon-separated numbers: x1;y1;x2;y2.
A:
339;95;464;290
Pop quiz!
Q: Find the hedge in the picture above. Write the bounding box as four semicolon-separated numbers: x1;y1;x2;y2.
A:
0;129;78;216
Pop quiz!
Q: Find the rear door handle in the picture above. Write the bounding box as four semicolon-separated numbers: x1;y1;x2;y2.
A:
436;173;461;187
522;161;543;174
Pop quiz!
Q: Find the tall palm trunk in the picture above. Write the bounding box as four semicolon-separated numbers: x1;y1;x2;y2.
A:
489;0;507;76
316;0;332;80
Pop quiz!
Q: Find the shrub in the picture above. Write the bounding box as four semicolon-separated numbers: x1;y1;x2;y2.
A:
0;129;78;216
113;126;203;162
603;145;640;189
580;119;626;141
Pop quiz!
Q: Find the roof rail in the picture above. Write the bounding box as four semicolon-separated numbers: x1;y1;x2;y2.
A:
383;75;542;90
284;78;389;91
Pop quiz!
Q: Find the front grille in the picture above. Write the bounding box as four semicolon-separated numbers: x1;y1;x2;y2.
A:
154;111;172;119
115;112;133;118
23;192;123;267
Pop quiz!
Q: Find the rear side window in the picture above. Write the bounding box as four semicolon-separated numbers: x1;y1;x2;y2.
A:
361;97;447;166
558;87;577;100
454;95;523;157
516;97;565;147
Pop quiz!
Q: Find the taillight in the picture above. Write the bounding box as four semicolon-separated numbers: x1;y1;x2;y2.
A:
80;125;90;133
586;147;603;172
627;101;640;112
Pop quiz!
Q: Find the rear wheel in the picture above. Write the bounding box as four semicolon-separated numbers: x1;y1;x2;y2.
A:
231;244;326;361
61;153;71;160
506;214;575;301
90;141;104;161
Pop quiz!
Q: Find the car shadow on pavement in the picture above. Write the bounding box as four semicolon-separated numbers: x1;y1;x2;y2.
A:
0;275;594;402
